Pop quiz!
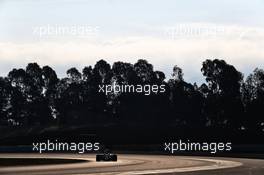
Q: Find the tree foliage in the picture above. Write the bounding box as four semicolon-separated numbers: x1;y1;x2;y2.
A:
0;59;263;136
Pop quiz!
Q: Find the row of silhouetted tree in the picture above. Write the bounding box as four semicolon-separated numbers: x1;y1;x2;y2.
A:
0;59;263;133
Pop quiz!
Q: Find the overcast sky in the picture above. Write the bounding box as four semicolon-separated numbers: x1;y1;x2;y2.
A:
0;0;264;83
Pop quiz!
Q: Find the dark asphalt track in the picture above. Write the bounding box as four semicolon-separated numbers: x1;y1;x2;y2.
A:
0;153;263;175
175;157;264;175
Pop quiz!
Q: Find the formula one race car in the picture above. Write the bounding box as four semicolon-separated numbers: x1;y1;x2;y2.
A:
96;149;117;162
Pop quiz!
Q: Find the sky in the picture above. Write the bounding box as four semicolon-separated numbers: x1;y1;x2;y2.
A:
0;0;264;83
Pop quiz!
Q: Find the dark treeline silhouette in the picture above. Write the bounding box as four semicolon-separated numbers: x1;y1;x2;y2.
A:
0;59;264;144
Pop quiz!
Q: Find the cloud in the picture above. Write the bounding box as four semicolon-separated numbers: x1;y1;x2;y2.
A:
0;24;264;83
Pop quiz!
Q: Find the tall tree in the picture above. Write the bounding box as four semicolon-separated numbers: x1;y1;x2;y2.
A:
172;65;183;82
0;77;12;125
67;67;82;83
42;66;59;120
242;68;264;130
7;68;29;125
134;59;155;83
201;59;243;129
169;66;204;128
26;63;51;125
